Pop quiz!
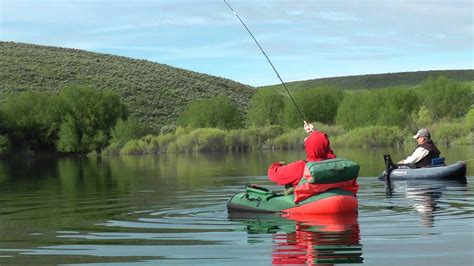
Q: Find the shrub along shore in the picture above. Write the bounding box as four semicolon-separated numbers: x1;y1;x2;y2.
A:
105;120;473;156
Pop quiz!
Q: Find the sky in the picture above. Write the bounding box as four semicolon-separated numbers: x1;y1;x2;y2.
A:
1;0;472;86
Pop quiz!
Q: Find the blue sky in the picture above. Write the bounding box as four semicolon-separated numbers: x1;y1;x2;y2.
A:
1;0;472;86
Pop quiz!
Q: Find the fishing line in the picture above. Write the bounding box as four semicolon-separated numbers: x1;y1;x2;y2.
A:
224;0;307;123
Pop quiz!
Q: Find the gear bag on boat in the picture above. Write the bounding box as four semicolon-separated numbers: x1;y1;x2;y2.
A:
294;158;360;203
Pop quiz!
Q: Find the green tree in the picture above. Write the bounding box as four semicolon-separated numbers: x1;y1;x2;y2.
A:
410;106;434;130
283;87;344;128
110;118;145;146
418;76;473;120
57;86;127;153
0;135;10;158
336;87;420;129
336;91;375;129
177;96;243;129
1;92;65;150
465;108;474;130
247;88;285;127
57;114;80;153
373;88;420;127
0;109;8;135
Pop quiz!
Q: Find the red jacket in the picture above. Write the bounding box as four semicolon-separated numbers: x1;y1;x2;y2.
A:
268;160;306;187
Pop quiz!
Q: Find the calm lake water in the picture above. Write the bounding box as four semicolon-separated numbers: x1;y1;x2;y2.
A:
0;146;473;265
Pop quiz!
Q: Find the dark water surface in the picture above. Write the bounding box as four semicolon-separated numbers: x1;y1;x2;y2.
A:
0;146;473;265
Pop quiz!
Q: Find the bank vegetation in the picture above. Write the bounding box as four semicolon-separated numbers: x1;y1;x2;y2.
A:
1;75;472;158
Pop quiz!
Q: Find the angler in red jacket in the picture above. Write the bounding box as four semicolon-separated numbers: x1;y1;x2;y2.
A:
267;123;359;202
268;130;335;187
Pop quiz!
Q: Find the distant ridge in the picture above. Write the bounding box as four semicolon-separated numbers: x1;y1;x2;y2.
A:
260;69;474;90
0;41;254;132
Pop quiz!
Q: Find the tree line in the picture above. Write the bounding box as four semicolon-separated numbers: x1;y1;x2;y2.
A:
0;86;127;157
178;76;472;132
0;76;472;158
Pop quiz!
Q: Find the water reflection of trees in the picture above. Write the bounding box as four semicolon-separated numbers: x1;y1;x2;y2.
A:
229;212;363;265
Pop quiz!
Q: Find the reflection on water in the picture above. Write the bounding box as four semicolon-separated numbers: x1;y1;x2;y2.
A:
229;212;363;265
279;213;362;265
390;179;468;228
0;146;473;265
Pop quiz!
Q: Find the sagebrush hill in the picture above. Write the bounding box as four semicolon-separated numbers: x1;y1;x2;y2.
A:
1;42;473;132
0;42;254;132
260;70;474;90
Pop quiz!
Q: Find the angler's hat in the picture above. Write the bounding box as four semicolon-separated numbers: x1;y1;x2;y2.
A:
413;128;430;139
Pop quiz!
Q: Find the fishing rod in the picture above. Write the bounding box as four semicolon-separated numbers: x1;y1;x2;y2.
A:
224;0;307;124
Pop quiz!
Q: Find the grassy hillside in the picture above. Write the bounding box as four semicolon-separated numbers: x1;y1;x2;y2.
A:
260;69;474;90
0;42;254;133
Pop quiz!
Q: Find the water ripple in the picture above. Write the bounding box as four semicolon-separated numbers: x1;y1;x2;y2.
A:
1;167;473;265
